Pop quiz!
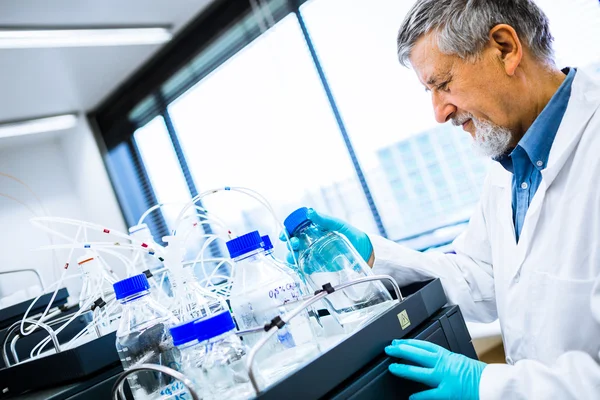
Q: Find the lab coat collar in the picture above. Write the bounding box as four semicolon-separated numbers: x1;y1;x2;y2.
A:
489;69;600;189
542;69;600;187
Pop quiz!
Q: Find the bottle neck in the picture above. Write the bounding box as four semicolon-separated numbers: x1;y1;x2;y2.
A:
118;290;151;304
292;223;322;250
176;338;200;350
232;247;266;263
203;329;235;345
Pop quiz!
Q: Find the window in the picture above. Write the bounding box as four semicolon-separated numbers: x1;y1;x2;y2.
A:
298;0;600;241
134;116;192;229
299;0;490;240
99;0;600;252
166;14;377;240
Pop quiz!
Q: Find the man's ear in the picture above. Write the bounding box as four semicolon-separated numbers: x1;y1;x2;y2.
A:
488;24;523;76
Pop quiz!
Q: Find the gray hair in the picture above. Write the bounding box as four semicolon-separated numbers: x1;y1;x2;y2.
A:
397;0;555;67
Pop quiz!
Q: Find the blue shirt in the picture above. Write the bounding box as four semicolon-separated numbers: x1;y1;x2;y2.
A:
497;67;575;242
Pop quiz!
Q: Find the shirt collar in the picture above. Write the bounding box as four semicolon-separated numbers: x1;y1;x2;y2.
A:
495;67;576;172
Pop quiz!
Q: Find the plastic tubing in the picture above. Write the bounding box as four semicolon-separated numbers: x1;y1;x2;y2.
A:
90;248;131;280
29;295;89;357
199;263;231;297
194;234;223;280
203;259;232;291
156;270;169;303
206;259;232;282
32;217;137;243
137;203;216;227
63;299;121;351
20;274;83;340
182;216;230;246
198;274;232;297
230;186;299;267
173;186;297;266
20;226;83;336
35;242;165;257
31;217;165;259
31;293;98;358
30;250;119;357
32;220;159;270
139;203;229;232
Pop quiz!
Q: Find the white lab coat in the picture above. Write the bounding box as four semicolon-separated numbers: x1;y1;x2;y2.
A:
370;69;600;399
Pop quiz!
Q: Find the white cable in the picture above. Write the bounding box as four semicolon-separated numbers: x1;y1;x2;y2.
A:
63;299;121;351
34;241;165;256
194;234;223;280
31;217;162;255
30;293;97;358
20;226;83;337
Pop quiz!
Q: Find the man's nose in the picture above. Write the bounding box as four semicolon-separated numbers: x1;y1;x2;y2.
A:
432;92;456;123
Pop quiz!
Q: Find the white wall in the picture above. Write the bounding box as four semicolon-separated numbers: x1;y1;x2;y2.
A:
0;120;126;301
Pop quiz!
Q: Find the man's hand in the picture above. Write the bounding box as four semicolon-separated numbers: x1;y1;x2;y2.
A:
279;208;374;266
386;339;486;400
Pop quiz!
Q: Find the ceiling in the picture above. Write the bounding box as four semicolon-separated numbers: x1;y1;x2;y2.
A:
0;0;214;127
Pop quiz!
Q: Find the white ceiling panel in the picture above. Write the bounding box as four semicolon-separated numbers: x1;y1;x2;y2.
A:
0;0;213;125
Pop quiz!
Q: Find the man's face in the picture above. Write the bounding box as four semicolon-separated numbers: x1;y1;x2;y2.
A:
409;33;517;158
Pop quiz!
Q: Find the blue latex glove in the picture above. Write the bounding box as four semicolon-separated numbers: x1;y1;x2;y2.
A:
279;208;373;265
385;339;486;400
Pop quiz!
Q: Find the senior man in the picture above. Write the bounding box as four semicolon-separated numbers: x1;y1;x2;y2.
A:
282;0;600;398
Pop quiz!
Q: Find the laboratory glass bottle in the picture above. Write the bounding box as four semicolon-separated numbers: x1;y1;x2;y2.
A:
169;267;227;323
129;223;173;300
113;274;181;399
261;234;339;339
196;311;256;400
166;319;204;398
284;207;394;329
260;234;309;290
227;231;320;384
162;235;228;323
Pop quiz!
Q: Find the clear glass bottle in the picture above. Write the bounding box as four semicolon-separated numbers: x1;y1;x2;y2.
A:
113;274;181;399
197;311;256;400
167;319;203;398
169;268;227;323
260;234;310;294
227;231;320;384
284;207;395;330
162;235;227;323
261;234;337;340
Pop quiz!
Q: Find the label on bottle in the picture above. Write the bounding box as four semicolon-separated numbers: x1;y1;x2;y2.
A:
232;278;301;348
159;381;189;399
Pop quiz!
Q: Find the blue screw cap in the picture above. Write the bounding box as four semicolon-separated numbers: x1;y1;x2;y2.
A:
261;235;273;251
284;207;312;236
170;319;200;347
194;311;236;342
113;274;150;300
226;231;263;258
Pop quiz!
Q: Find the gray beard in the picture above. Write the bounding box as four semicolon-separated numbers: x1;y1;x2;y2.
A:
451;113;513;158
471;117;513;158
